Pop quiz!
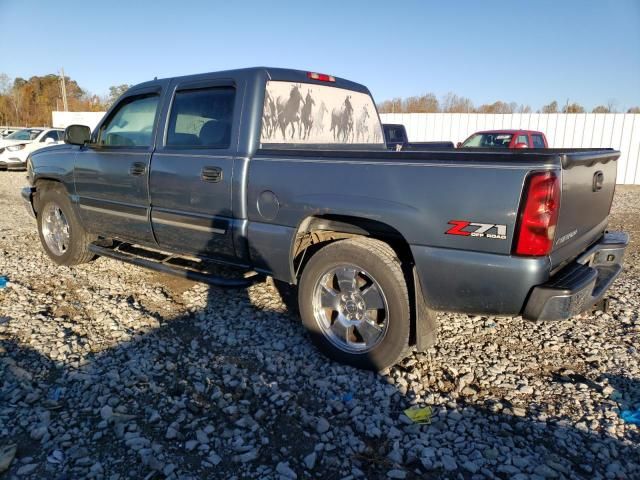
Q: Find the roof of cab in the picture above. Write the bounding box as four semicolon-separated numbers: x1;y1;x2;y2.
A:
474;129;545;135
129;67;371;95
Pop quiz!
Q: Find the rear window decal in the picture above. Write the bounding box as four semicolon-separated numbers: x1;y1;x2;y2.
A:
261;81;383;145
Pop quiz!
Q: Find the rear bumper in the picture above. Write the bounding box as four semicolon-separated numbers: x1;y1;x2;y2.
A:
411;245;549;315
523;231;628;320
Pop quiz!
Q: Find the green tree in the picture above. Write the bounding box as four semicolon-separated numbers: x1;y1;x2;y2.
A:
441;92;474;113
377;97;403;113
403;93;439;113
541;101;558;113
107;84;131;107
0;72;108;127
562;102;585;113
477;101;514;114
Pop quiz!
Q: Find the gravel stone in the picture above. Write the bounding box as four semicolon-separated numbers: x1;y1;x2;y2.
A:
386;469;407;479
276;461;297;479
316;417;330;434
442;455;458;471
303;452;317;470
0;172;638;479
534;464;559;478
100;405;114;421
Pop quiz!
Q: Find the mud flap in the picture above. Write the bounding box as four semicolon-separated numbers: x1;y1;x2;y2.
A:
413;266;438;351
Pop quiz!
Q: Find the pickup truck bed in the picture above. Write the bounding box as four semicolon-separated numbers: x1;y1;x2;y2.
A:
383;123;454;150
22;67;628;370
249;147;623;314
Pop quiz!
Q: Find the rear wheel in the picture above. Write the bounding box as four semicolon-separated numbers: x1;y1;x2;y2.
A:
37;185;95;266
298;237;411;370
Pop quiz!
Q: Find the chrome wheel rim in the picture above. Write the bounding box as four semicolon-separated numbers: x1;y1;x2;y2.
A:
41;202;70;256
312;264;389;353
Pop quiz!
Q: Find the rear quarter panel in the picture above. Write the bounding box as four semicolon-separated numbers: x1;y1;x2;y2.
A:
246;153;554;281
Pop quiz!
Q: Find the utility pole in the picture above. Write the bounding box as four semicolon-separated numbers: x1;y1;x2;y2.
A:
60;68;68;111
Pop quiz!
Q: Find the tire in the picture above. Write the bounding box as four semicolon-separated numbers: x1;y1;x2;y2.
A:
36;184;95;266
298;237;411;371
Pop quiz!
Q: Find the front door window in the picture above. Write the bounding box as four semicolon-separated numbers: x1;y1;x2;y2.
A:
98;95;159;147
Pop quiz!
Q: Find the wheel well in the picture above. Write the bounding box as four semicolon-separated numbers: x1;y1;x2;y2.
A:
293;214;412;265
292;215;420;346
33;179;65;214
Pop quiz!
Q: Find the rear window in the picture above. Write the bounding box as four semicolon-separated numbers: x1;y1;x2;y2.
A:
260;81;383;145
532;134;545;148
462;133;513;148
384;126;404;142
167;87;235;149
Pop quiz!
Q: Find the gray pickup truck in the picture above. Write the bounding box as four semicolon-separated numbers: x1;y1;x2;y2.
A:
22;67;628;370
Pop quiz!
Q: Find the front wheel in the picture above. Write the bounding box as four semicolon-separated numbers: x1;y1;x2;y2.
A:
36;185;95;266
298;237;411;370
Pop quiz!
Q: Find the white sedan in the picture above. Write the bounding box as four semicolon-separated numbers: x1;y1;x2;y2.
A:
0;128;65;170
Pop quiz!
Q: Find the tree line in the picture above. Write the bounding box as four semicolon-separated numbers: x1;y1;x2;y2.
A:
378;93;640;114
1;71;638;127
0;72;129;127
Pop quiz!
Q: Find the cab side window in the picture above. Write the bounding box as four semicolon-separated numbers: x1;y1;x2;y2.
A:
98;94;159;147
40;131;60;142
166;87;235;149
532;134;546;148
516;134;530;147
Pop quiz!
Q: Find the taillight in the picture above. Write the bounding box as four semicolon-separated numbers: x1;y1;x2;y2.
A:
514;171;560;256
307;72;335;82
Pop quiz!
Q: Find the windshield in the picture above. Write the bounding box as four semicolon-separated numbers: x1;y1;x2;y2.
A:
462;133;513;148
5;129;42;141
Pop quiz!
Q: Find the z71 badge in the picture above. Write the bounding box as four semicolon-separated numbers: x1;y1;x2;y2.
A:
446;220;507;240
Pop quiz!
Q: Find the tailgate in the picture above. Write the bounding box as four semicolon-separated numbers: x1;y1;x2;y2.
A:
551;150;619;269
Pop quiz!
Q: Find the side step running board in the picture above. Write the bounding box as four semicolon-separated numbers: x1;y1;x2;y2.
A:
88;242;262;288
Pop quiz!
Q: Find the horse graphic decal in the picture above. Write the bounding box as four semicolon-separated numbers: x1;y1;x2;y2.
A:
277;84;305;140
300;90;315;140
312;101;329;136
260;81;383;145
355;105;371;143
262;90;278;139
330;95;354;142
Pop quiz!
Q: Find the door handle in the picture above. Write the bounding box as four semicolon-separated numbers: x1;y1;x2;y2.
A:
201;166;222;183
129;162;146;176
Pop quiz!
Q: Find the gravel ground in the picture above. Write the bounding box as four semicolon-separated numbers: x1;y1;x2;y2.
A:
1;171;639;479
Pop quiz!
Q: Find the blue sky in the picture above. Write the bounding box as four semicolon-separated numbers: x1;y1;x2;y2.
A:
1;0;638;110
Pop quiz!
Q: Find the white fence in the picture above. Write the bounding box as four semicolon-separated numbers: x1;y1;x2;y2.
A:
380;113;640;185
52;111;106;131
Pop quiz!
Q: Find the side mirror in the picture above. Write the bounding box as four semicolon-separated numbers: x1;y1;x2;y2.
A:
64;124;91;146
514;142;529;149
44;137;55;144
456;142;463;148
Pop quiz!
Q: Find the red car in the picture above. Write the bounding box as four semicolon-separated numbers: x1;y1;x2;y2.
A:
458;129;548;149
